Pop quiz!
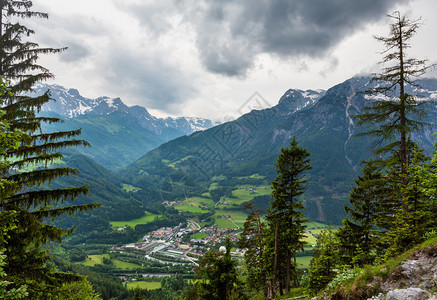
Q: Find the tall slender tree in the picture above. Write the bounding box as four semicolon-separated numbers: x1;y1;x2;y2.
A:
351;11;434;261
0;1;100;297
265;136;311;296
239;202;265;292
356;12;432;186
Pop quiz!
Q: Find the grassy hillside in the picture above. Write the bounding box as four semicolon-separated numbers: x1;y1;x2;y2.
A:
315;236;437;299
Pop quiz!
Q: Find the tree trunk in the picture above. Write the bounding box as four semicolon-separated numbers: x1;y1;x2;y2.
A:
272;223;279;299
286;249;291;293
266;280;272;300
398;15;408;192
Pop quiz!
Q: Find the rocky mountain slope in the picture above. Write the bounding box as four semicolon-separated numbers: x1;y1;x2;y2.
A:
121;76;437;223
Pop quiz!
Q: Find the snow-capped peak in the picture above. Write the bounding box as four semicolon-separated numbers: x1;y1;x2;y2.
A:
35;83;214;136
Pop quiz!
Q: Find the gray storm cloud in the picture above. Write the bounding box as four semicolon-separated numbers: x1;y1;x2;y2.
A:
29;0;414;115
115;0;411;77
186;0;411;76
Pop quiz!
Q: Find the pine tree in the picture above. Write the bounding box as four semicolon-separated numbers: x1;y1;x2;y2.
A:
265;136;311;295
239;202;265;292
356;12;433;186
384;143;430;257
0;79;26;299
307;229;340;295
415;140;437;230
194;237;238;300
0;1;100;297
337;161;387;266
351;11;435;262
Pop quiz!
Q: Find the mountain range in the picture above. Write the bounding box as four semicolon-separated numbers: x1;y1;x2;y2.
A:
34;83;216;169
35;76;437;227
120;76;437;223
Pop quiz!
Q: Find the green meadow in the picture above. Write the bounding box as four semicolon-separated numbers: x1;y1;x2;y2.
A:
122;184;141;192
113;259;142;269
303;233;317;245
296;256;313;269
174;196;214;213
230;185;271;202
191;232;208;239
80;254;109;267
214;210;249;229
126;281;161;290
162;155;194;169
237;174;266;180
110;211;161;228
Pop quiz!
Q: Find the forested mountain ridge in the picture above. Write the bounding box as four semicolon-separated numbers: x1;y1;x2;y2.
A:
47;153;168;245
33;83;216;169
121;76;437;223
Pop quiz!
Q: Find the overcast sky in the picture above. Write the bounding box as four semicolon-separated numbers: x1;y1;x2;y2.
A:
28;0;437;121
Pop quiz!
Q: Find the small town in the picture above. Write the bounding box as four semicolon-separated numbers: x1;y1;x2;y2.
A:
111;223;242;267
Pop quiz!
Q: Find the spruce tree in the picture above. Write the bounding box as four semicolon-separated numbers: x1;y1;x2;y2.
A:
384;143;430;257
265;136;311;295
307;229;340;295
239;202;265;292
337;161;387;266
194;237;238;300
351;12;434;262
0;1;100;297
415;141;437;230
356;12;432;185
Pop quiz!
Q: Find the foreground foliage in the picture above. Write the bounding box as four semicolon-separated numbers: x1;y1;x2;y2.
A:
0;1;100;298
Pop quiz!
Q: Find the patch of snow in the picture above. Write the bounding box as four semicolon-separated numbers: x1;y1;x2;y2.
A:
105;97;118;108
364;94;392;101
71;101;92;116
301;90;320;101
59;96;66;106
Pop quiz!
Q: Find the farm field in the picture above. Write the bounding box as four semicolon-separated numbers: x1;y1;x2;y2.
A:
173;184;271;212
113;259;142;269
305;221;334;235
296;256;312;269
229;185;271;203
126;281;161;290
214;210;248;229
303;233;317;245
81;256;143;269
162;155;193;169
215;217;237;229
80;254;109;267
305;221;329;229
174;196;213;213
213;184;271;209
122;184;141;192
110;211;161;228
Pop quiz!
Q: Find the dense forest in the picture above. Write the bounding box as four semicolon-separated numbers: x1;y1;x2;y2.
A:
1;2;437;300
